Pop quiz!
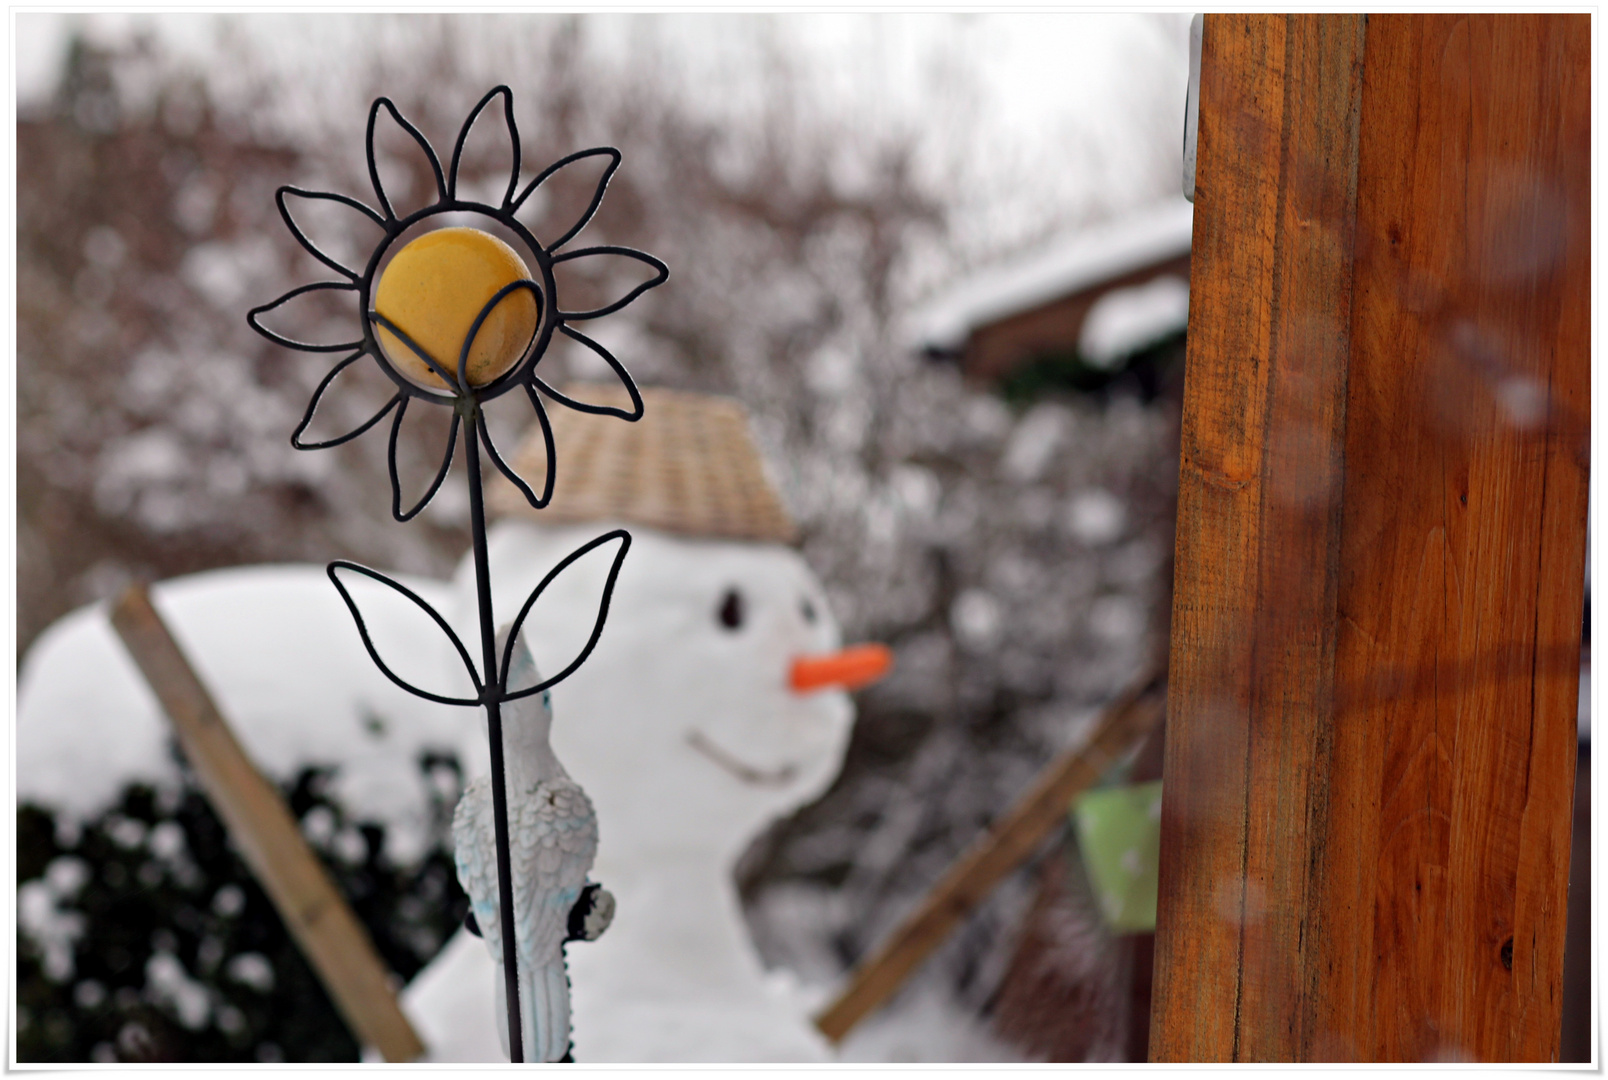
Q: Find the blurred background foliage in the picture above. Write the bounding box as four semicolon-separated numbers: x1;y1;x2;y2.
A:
17;14;1191;1061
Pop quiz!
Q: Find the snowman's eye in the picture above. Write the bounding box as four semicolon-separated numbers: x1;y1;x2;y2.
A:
717;588;745;631
800;597;817;624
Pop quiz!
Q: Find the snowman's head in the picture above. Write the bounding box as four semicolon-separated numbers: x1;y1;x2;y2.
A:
463;521;887;861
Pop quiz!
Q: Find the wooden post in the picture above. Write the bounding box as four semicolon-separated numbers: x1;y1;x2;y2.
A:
814;667;1167;1043
110;583;428;1064
1151;14;1588;1063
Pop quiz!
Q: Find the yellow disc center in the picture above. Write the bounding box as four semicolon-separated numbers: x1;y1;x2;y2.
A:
373;226;539;391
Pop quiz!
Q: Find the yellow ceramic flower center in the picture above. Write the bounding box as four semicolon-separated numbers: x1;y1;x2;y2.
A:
373;226;539;391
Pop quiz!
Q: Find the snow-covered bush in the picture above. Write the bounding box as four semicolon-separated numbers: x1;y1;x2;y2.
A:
17;752;467;1062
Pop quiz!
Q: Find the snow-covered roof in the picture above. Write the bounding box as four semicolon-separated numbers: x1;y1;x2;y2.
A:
907;198;1194;353
1078;274;1191;369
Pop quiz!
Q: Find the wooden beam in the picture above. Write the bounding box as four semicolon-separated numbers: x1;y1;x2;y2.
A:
110;583;428;1064
1150;14;1588;1063
814;666;1167;1043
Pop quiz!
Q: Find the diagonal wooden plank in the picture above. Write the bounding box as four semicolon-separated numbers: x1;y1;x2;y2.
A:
110;582;427;1063
814;666;1167;1043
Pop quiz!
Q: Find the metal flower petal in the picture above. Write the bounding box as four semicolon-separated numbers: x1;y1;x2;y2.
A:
553;245;669;321
291;349;402;450
449;85;521;209
327;561;483;706
509;146;621;252
386;396;459;522
479;382;557;509
248;281;364;353
276;186;387;281
367;96;447;223
500;529;632;701
534;326;644;421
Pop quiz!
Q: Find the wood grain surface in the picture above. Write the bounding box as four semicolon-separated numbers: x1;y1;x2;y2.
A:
1150;14;1588;1063
110;583;427;1063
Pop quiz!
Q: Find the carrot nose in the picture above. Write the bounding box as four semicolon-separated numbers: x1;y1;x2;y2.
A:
789;644;893;694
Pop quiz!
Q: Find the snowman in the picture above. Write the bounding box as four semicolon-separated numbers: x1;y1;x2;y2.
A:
401;385;890;1062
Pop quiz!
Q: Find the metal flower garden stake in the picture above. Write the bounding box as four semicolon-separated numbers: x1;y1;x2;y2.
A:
248;87;666;1062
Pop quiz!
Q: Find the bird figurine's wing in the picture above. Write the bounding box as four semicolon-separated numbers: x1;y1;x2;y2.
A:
453;774;599;1062
452;778;502;963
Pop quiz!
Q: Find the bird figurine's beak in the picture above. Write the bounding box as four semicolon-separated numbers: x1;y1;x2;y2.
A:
788;644;893;694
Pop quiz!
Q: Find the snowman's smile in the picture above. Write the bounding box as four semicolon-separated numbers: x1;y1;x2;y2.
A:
684;728;800;788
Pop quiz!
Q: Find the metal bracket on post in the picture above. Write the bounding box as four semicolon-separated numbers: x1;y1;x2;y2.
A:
1183;13;1203;203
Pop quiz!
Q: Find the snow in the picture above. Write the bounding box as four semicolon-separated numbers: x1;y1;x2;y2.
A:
1087;595;1145;646
16;564;473;865
1078;273;1190;368
19;861;89;982
1000;404;1071;483
836;985;1025;1063
211;885;246;918
1065;488;1127;547
951;589;1004;652
225;953;275;994
145;952;212;1030
906;197;1193;353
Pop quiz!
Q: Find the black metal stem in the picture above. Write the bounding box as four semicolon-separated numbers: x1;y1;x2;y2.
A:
463;405;525;1063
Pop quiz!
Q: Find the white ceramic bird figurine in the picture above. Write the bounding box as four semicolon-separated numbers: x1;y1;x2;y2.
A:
452;627;614;1062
